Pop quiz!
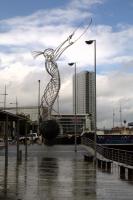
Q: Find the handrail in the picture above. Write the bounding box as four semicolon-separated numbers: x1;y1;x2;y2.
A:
81;136;133;166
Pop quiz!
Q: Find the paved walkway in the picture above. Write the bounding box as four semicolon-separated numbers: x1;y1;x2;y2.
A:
0;144;133;199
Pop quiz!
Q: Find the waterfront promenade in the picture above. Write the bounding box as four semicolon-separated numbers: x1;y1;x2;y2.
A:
0;144;133;199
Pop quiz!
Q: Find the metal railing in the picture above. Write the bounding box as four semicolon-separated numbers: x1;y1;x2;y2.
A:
82;136;133;166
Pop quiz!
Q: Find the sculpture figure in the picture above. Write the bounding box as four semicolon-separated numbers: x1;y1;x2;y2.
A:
33;19;92;121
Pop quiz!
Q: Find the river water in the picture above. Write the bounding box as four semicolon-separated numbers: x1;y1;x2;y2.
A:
0;144;133;199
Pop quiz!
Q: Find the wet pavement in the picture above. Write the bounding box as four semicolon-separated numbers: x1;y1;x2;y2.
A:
0;144;133;199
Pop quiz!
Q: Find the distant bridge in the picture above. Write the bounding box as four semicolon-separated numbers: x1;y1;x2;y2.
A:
2;106;38;121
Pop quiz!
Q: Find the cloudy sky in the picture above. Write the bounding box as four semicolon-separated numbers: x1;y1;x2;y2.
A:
0;0;133;128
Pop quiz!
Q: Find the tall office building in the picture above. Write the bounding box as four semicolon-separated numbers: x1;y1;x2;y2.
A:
73;71;95;130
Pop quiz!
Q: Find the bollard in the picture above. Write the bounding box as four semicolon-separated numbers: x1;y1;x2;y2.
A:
97;159;102;168
102;160;106;170
88;155;94;162
84;154;93;162
119;165;125;179
107;161;112;171
128;168;133;180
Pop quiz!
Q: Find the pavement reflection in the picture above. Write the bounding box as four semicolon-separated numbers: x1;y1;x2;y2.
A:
0;144;133;199
0;145;96;200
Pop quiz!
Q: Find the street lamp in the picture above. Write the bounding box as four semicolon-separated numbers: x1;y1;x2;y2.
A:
10;97;18;114
68;62;77;152
38;80;40;135
85;40;97;163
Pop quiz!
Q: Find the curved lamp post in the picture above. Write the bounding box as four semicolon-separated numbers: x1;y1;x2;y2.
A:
68;62;77;152
85;40;97;163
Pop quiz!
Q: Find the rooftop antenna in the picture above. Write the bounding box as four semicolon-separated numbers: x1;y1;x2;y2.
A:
113;108;115;128
57;94;60;115
119;103;122;128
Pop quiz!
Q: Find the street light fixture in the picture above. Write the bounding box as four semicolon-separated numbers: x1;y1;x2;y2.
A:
68;62;77;152
85;40;97;163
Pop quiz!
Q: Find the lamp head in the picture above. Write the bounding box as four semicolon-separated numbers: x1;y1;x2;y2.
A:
68;62;75;66
85;40;94;45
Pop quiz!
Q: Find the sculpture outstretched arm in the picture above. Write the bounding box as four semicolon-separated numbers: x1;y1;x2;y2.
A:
54;32;74;56
53;18;92;61
54;36;74;61
32;18;92;61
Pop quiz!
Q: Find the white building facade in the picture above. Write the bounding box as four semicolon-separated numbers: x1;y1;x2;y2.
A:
73;71;95;130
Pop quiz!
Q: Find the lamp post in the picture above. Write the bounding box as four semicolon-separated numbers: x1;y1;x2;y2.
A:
38;80;40;135
10;97;18;114
85;40;97;163
68;62;77;152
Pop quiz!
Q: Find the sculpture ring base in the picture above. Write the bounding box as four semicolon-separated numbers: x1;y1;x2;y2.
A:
40;119;60;145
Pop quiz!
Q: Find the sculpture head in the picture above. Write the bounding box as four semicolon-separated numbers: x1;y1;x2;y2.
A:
43;48;54;61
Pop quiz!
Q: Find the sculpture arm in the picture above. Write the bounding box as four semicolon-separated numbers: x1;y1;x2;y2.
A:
54;33;74;60
54;18;92;61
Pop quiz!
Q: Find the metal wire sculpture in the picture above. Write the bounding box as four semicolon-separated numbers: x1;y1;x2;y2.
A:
33;18;92;121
